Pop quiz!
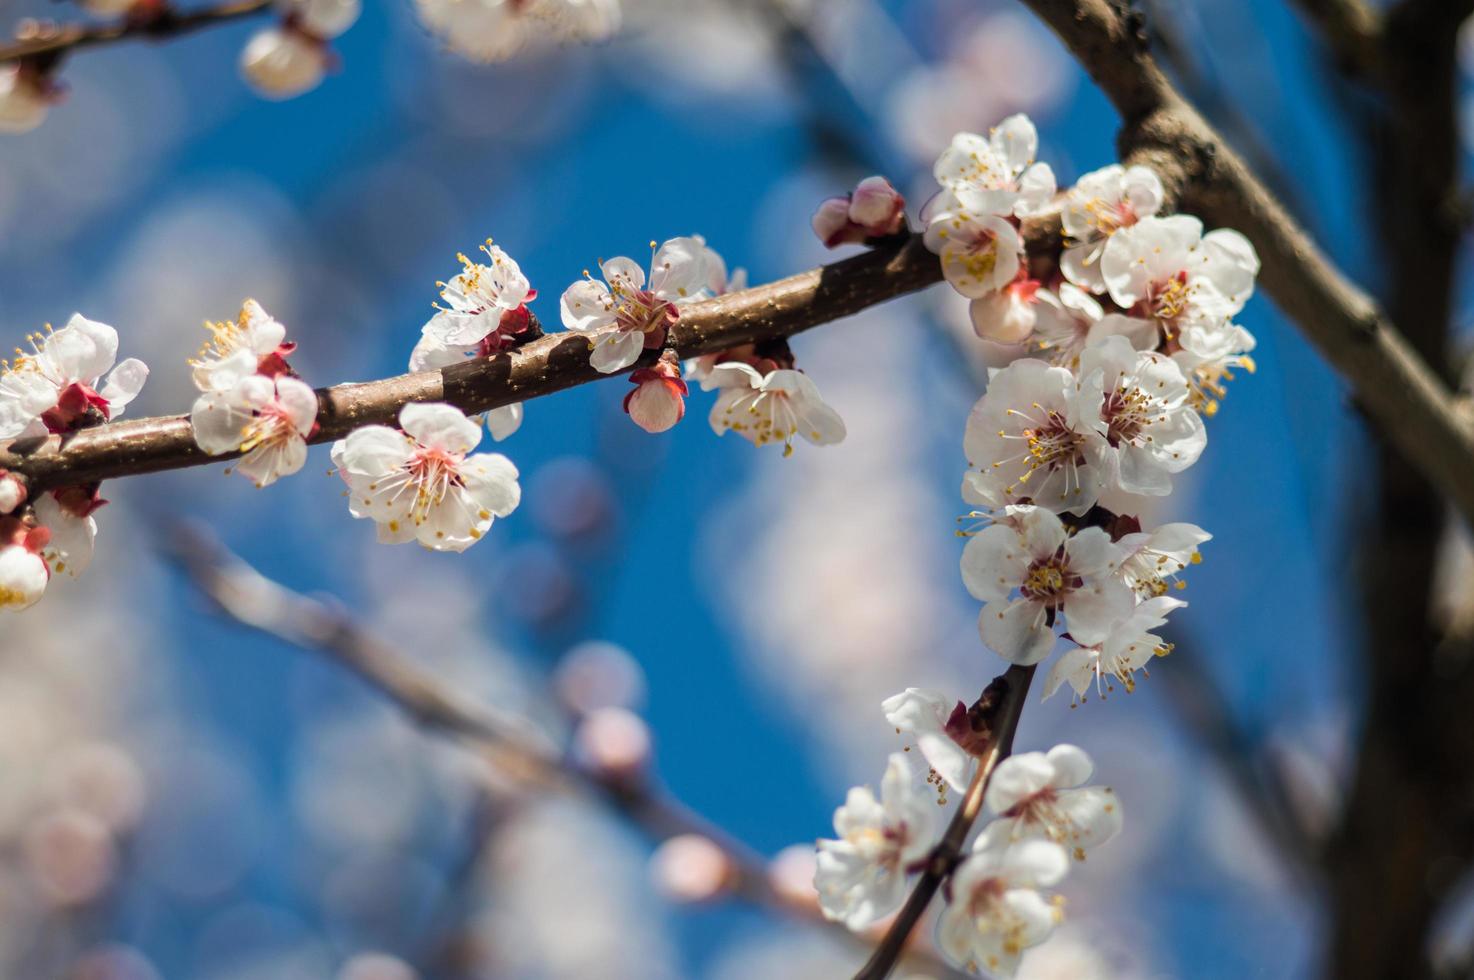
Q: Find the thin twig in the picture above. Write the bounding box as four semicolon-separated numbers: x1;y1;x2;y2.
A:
0;0;272;65
852;665;1036;980
161;521;971;980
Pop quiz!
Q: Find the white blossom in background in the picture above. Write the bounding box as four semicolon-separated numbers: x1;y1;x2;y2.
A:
283;0;362;38
416;0;621;64
975;745;1123;860
881;688;978;793
191;374;320;487
815;753;934;931
1076;336;1205;496
932;115;1056;219
706;361;846;455
961;359;1107;514
937;839;1069;977
190;299;293;393
0;315;148;440
560;237;706;374
331;402;520;551
0;66;56;135
1060;165;1163;294
1043;595;1184;703
240;28;330;100
1114;522;1209;598
960;505;1132;664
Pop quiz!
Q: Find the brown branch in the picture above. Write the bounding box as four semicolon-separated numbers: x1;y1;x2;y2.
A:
1012;0;1474;527
1;232;952;490
161;521;972;980
1288;0;1384;80
852;665;1035;980
0;0;272;65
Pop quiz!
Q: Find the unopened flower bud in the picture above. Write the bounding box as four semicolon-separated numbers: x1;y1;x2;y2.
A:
574;707;651;780
969;277;1041;344
847;176;906;236
240;27;328;100
0;66;57;135
284;0;361;39
811;196;859;248
0;471;26;514
555;641;646;715
623;352;687;434
650;834;734;903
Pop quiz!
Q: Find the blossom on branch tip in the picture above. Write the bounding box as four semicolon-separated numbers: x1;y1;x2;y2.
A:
0;314;148;440
331;402;520;551
0;65;59;135
936;838;1069;977
1060;164;1164;293
191;299;296;393
933;115;1057;219
815;753;934;932
240;27;330;100
706;361;845;455
191;374;319;488
1077;335;1205;496
415;0;621;64
812;176;907;247
561;237;706;374
624;352;687;433
422;242;534;348
960;505;1133;665
975;745;1122;860
1043;595;1184;702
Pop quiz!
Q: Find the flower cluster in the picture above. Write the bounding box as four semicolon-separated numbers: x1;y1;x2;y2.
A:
0;315;150;611
814;112;1256;976
415;0;621;64
189;300;320;489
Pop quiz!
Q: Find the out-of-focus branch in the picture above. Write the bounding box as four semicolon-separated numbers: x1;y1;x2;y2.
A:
0;0;271;65
1288;0;1383;79
0;232;964;491
162;522;971;980
1013;0;1474;527
852;665;1035;980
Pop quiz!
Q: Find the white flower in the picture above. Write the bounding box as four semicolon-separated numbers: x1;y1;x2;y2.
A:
624;353;687;433
191;299;291;393
0;66;54;134
960;505;1133;665
280;0;360;38
240;27;327;100
1115;522;1209;597
1030;285;1159;369
331;403;520;552
191;375;319;488
1060;164;1164;293
0;539;47;612
415;0;620;64
31;490;99;578
0;314;149;440
881;688;979;792
706;362;845;455
561;237;707;374
1171;320;1257;416
975;745;1122;860
814;753;934;931
0;471;25;514
1099;215;1259;333
937;839;1069;977
924;209;1023;298
933;115;1057;218
961;359;1109;515
1076;335;1205;496
1043;595;1184;702
422;242;533;348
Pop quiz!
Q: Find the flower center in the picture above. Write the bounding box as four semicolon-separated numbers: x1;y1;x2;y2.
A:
407;447;464;516
611;286;677;336
1021;554;1080;603
238;404;295;453
1101;382;1159;446
1146;271;1193;326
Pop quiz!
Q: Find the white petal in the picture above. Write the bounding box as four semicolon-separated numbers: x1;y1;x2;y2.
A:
399;402;481;454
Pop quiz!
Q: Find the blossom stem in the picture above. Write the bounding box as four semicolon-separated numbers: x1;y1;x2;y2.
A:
852;663;1036;980
0;0;273;66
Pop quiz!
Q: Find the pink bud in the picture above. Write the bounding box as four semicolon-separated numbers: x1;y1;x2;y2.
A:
847;176;906;237
811;196;862;248
623;353;688;434
0;471;26;514
575;707;652;780
650;834;734;903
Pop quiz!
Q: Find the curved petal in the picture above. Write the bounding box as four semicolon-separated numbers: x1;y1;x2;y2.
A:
399;402;481;454
98;358;149;414
559;279;616;333
484;402;523;442
980;597;1055;665
589;330;644;374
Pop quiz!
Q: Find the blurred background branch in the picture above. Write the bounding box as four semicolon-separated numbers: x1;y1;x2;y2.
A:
0;0;270;65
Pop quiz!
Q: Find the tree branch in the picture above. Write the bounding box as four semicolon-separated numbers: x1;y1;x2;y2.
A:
1288;0;1384;80
0;0;272;65
851;665;1035;980
161;521;972;980
1012;0;1474;530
